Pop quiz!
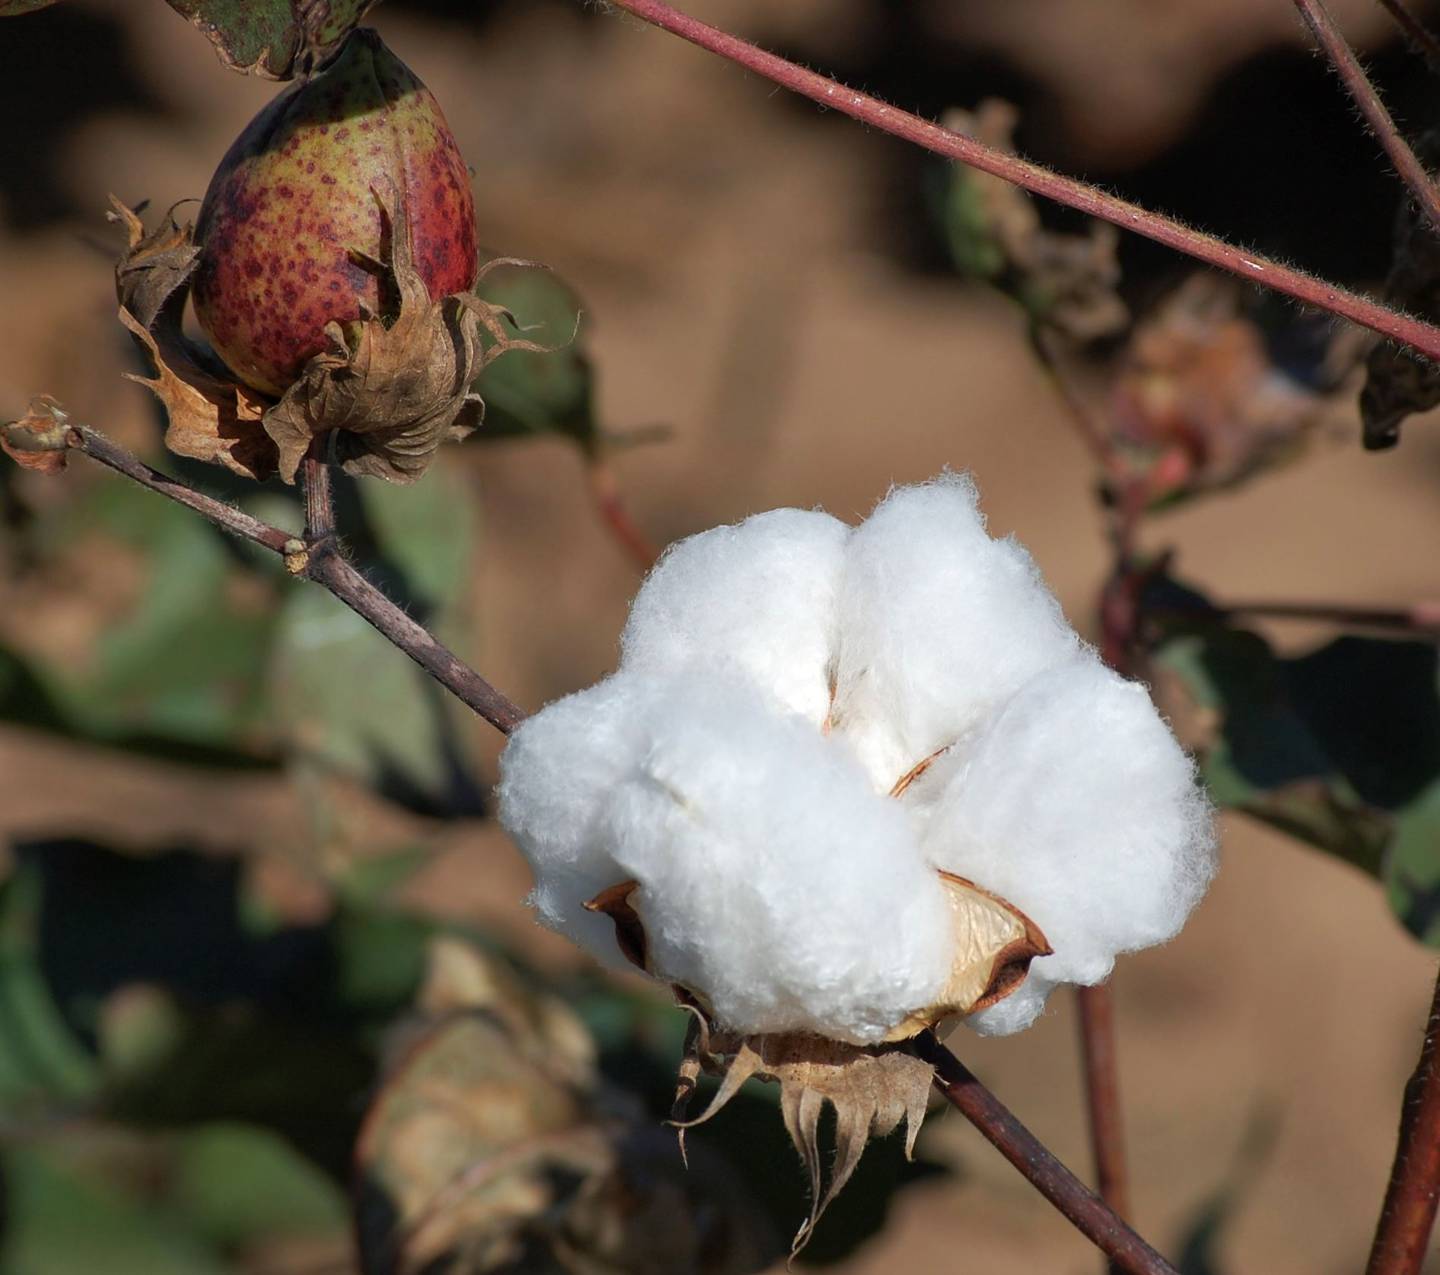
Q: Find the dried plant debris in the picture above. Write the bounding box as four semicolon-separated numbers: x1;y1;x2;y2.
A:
1;395;72;474
356;939;773;1274
940;99;1128;343
1361;131;1440;449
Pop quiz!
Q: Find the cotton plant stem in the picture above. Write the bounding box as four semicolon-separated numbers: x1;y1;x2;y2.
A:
596;0;1440;362
1366;965;1440;1275
1379;0;1440;67
1025;324;1125;482
1184;597;1440;634
1076;983;1131;1274
912;1032;1178;1275
1292;0;1440;233
586;456;659;570
61;422;526;736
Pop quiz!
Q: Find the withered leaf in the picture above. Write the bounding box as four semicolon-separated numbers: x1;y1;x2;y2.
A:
111;198;278;481
108;196;200;330
672;1012;934;1257
1;395;71;474
118;306;277;482
942;99;1128;343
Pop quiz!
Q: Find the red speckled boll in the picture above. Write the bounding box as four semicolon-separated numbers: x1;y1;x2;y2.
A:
192;29;477;398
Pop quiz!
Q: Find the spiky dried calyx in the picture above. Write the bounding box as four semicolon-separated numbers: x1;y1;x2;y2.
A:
192;27;477;399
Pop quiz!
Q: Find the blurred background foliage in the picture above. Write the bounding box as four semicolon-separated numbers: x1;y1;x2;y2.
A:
2;0;1440;1272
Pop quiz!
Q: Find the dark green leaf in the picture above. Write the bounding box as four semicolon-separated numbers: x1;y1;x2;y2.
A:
1387;781;1440;946
1;1143;225;1275
169;1123;347;1247
0;865;100;1109
0;0;61;13
473;264;596;446
162;0;380;79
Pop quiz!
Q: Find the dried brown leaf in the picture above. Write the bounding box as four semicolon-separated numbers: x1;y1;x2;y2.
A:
118;306;277;482
108;196;200;329
1;394;71;474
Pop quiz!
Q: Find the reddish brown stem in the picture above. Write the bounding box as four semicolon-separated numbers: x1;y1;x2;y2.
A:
302;433;336;544
1077;983;1131;1273
912;1032;1177;1275
1184;597;1440;634
1293;0;1440;232
1367;965;1440;1274
587;457;659;570
1379;0;1440;66
598;0;1440;360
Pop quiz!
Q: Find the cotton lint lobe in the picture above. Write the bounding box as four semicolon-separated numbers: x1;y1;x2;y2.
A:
498;476;1216;1042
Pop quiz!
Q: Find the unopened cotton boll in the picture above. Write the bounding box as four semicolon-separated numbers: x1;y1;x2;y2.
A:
830;475;1081;788
619;508;850;726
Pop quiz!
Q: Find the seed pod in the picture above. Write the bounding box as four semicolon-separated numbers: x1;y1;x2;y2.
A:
191;27;477;398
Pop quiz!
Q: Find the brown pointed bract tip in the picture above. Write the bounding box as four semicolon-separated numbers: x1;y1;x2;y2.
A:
583;878;648;971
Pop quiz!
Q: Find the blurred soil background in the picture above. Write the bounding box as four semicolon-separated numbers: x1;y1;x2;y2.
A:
3;1;1440;1272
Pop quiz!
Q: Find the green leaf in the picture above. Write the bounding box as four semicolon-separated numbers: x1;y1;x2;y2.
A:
0;1143;226;1275
169;1123;347;1247
1387;780;1440;946
36;480;281;759
355;459;473;610
0;0;62;14
267;588;459;804
0;865;101;1110
473;264;597;447
162;0;380;79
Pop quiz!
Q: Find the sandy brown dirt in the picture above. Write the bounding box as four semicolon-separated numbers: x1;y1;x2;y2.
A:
3;2;1440;1272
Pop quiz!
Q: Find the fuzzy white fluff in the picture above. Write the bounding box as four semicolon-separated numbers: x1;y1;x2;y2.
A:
498;475;1217;1043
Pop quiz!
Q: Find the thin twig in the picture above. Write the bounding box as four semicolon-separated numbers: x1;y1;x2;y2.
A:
64;423;526;736
912;1032;1178;1275
1076;983;1131;1275
1152;596;1440;635
1293;0;1440;233
1026;325;1125;482
596;0;1440;361
1379;0;1440;68
586;457;659;570
1367;965;1440;1274
67;424;291;554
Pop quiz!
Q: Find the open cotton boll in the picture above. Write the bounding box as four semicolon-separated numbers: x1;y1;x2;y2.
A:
619;509;850;726
830;475;1081;788
496;675;654;966
597;671;954;1044
918;655;1217;1035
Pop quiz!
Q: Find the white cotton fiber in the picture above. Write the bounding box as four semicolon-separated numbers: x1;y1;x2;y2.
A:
497;473;1218;1047
619;509;850;726
496;675;653;966
601;672;953;1044
830;475;1081;789
919;656;1218;1035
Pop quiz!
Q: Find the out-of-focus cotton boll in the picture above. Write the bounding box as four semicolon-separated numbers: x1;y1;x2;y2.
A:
830;475;1081;788
600;673;953;1044
922;656;1217;1034
619;509;850;726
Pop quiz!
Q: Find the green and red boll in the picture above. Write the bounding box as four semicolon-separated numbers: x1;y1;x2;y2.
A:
192;28;478;398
